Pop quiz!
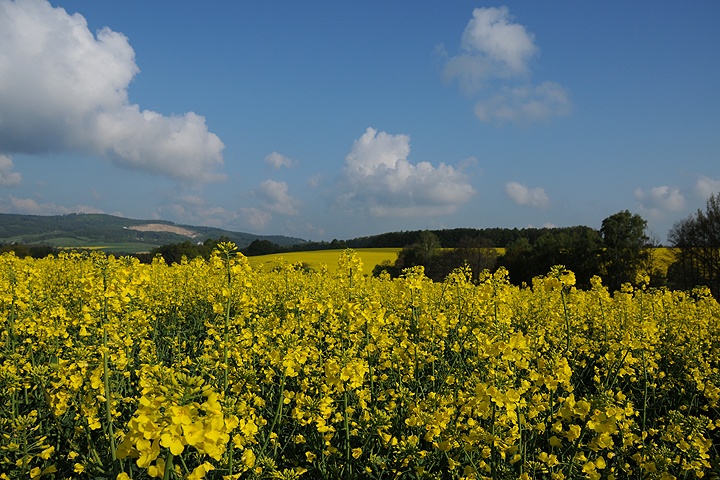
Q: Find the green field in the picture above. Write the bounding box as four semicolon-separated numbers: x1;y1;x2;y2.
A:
246;248;401;272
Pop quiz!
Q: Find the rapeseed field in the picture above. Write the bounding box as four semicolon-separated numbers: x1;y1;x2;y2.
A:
245;248;401;273
1;244;718;479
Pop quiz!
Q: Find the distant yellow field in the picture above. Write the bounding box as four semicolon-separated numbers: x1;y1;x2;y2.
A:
246;248;401;273
650;247;677;275
245;247;677;276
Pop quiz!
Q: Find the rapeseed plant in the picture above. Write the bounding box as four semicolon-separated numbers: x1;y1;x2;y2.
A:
0;247;719;478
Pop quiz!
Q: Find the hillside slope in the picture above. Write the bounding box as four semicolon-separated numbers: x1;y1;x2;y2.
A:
0;213;305;251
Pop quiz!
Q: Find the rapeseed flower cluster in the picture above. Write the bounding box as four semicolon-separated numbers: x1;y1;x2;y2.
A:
0;247;719;478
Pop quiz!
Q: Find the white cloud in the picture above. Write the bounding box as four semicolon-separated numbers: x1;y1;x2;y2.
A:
256;180;299;216
0;0;224;183
155;194;238;227
7;196;103;215
635;186;685;218
264;152;296;169
0;155;22;186
307;174;322;188
505;181;549;208
696;176;720;199
443;7;537;91
340;128;475;217
242;207;272;229
475;82;572;123
443;7;571;124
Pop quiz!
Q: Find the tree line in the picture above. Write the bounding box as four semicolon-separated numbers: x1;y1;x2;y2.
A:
371;210;654;291
371;195;720;299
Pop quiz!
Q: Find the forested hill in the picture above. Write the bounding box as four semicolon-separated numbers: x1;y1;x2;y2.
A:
345;226;591;248
0;213;305;250
246;226;600;255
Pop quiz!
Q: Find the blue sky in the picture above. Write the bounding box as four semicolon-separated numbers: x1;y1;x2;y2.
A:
1;1;719;242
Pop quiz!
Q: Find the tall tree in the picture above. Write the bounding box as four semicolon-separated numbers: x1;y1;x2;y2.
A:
667;193;720;298
499;228;601;288
599;210;649;291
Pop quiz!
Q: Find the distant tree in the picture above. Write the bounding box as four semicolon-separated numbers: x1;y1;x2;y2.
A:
372;260;402;278
0;243;59;259
499;227;602;288
151;241;203;265
329;239;348;249
458;236;498;277
243;239;280;256
430;236;497;282
599;210;649;291
0;243;31;258
499;237;535;286
379;232;498;282
667;193;720;298
640;232;667;288
416;230;441;265
395;230;440;271
380;231;442;280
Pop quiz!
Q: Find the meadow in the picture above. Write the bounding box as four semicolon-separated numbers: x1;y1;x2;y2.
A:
0;244;717;479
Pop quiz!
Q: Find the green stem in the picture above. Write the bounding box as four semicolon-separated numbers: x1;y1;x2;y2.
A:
227;439;234;477
223;252;232;394
223;296;231;393
490;402;498;480
641;349;648;434
344;388;352;476
260;372;286;455
561;289;571;353
517;406;523;475
103;326;116;461
101;266;117;462
162;452;174;480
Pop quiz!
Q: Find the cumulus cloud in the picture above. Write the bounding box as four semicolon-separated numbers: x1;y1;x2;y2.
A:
635;186;685;218
256;180;299;216
6;196;103;215
475;82;572;123
443;6;537;91
242;207;272;229
340;128;475;217
307;174;322;188
0;155;22;186
264;152;296;169
0;0;224;183
442;7;571;123
156;194;238;227
505;181;549;208
696;176;720;199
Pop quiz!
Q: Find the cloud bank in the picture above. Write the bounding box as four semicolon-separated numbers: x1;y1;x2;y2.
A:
442;7;571;124
0;0;224;183
5;196;103;216
340;128;475;216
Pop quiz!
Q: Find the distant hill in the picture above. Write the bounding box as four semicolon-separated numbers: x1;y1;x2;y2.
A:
0;213;306;253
